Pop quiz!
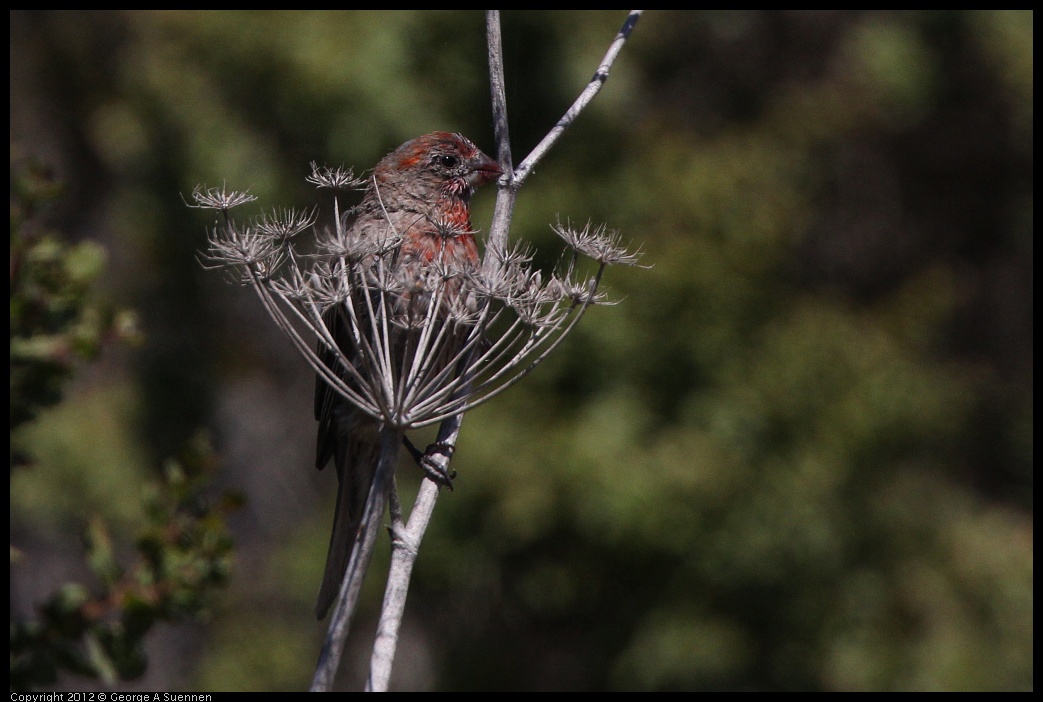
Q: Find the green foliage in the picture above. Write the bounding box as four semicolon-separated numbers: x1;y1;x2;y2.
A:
9;157;126;439
9;158;236;691
10;437;237;691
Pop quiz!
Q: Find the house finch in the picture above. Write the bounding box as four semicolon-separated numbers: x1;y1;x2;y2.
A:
314;132;502;619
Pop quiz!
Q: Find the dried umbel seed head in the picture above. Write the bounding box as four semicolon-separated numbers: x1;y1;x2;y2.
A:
195;162;640;433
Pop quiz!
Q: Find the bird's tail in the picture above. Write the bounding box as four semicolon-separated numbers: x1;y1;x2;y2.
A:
315;433;380;620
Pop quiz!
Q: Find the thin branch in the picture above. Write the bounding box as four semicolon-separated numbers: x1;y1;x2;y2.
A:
366;414;462;691
484;10;519;272
486;10;514;183
311;428;403;692
515;10;643;186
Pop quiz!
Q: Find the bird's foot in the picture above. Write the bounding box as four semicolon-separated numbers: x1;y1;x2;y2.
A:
403;437;457;490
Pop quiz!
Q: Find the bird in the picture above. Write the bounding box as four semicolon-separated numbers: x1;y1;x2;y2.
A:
313;132;502;619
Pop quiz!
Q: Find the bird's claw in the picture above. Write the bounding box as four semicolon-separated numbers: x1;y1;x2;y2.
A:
403;437;457;490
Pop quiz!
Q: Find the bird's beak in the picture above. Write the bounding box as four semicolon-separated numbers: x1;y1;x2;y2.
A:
468;151;504;186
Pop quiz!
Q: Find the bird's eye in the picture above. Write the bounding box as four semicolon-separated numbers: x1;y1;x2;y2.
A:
438;154;459;168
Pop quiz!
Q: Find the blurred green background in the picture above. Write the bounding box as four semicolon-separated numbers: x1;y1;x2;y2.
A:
10;10;1032;691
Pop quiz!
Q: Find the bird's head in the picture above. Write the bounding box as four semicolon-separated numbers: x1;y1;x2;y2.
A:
377;131;502;201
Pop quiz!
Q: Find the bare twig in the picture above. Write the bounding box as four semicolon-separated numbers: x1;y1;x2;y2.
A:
366;413;464;691
483;9;518;275
310;428;402;692
515;11;643;187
